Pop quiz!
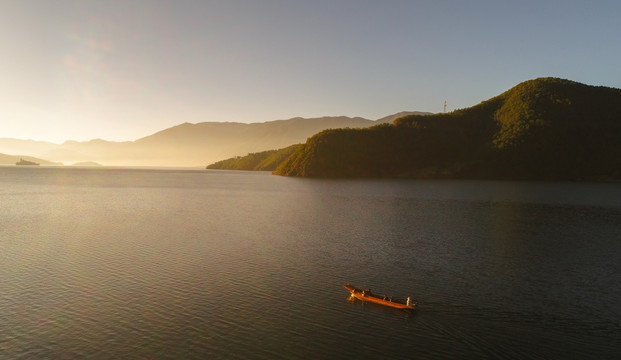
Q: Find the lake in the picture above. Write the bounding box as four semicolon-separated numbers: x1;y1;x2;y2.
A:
1;166;620;359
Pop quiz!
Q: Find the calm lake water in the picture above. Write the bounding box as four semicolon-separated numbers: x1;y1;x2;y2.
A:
1;167;620;359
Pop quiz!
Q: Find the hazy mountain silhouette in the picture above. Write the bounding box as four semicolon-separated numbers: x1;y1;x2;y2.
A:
0;138;58;156
0;113;426;167
275;78;621;181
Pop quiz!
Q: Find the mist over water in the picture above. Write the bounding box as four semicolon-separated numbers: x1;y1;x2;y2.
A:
1;167;620;359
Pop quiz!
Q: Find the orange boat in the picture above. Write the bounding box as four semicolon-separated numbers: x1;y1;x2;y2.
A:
344;284;415;310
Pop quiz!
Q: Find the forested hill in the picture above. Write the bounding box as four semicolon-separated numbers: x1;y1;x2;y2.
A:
274;78;621;180
206;145;300;171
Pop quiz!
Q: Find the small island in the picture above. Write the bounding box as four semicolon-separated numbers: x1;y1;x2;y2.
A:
72;161;103;166
16;158;40;166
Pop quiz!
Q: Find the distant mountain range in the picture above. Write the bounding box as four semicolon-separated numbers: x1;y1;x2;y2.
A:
0;112;426;167
218;78;621;181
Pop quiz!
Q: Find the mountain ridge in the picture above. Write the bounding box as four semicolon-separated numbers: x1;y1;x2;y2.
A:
0;112;424;166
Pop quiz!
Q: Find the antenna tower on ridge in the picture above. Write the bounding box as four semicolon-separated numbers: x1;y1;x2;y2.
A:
443;100;447;113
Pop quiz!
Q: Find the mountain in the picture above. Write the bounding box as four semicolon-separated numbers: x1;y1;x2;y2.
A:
275;78;621;181
0;113;419;167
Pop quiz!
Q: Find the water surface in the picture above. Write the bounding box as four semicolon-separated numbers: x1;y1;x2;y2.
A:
1;167;620;359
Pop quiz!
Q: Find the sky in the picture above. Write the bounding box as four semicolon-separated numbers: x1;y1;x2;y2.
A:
1;0;620;143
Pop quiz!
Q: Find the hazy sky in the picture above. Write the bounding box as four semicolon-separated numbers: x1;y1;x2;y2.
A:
1;0;620;143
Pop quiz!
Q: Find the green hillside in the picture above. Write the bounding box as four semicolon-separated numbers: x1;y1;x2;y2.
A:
274;78;621;180
206;144;301;171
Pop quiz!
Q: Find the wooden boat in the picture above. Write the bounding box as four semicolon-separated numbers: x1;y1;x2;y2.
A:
344;283;415;310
